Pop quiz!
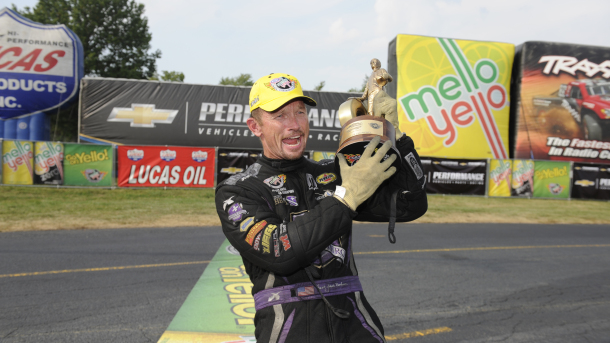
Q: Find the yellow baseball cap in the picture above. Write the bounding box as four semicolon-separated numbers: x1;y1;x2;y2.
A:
249;73;317;112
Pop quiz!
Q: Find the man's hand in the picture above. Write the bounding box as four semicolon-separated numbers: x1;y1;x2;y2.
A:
334;136;397;211
372;90;403;140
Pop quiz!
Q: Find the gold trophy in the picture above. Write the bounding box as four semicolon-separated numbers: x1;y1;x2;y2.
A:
336;58;401;169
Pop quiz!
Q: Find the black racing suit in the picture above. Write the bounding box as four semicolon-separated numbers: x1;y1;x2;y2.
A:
215;135;427;343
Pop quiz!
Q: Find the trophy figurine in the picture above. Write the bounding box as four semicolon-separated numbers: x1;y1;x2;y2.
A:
336;58;402;170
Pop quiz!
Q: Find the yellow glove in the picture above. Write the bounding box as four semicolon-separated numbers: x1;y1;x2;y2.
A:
334;136;397;211
372;90;404;140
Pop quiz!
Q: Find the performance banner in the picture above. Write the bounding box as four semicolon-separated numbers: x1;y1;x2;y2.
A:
118;145;215;188
63;143;113;187
79;78;352;151
487;159;512;197
513;41;610;164
158;239;255;343
533;160;570;199
511;159;534;197
421;157;487;195
388;34;514;159
2;139;33;184
217;148;261;185
571;163;610;200
34;141;63;185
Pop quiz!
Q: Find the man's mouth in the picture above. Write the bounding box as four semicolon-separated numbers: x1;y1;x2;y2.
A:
282;135;302;146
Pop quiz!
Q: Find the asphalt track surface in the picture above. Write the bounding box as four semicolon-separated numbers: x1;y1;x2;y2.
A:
1;223;610;343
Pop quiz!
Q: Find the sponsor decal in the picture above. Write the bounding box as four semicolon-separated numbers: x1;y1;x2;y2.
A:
250;96;259;107
344;154;361;165
253;231;263;250
221;167;244;174
261;224;277;254
280;223;287;234
280;234;291;251
315;190;334;200
107;104;178;128
274;235;280;257
245;220;267;245
273;195;286;205
228;203;248;223
539;56;610;79
192;150;208;162
316;173;337;185
223;196;235;210
127;149;144;161
405;152;423;180
65;149;110;165
575;179;595;187
224;163;261;186
306;173;318;190
160;149;176;162
239;216;255;232
548;183;564;195
81;169;107;183
264;174;286;189
265;76;297;92
286;195;298;206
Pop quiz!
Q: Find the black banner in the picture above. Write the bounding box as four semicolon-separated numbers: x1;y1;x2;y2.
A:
571;163;610;200
421;157;487;195
79;78;352;151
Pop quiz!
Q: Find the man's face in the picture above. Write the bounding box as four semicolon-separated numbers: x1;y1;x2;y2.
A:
247;100;309;160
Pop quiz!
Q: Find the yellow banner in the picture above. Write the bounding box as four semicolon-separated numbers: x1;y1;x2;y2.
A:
487;159;512;197
2;140;34;185
396;35;514;159
312;151;336;162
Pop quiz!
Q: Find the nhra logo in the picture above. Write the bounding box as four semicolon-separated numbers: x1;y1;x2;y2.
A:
548;183;565;195
127;149;144;161
160;149;176;162
264;174;286;189
266;76;297;92
82;169;107;183
316;173;336;185
192;150;208;162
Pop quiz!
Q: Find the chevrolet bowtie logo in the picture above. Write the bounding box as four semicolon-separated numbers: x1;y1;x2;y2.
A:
221;167;244;174
108;104;178;128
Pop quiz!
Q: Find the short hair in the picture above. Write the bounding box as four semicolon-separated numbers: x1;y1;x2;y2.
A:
251;108;263;125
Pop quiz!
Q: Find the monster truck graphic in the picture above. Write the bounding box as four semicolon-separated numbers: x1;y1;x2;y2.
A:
533;80;610;140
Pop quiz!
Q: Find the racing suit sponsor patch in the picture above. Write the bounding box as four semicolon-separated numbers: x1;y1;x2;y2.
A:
222;196;235;210
253;231;263;251
286;195;298;206
273;195;286;205
280;234;291;251
315;190;334;200
263;174;286;189
245;220;267;245
290;210;308;221
316;173;336;185
228;203;248;223
239;216;255;232
306;173;318;190
224;163;261;185
261;224;277;254
405;152;424;180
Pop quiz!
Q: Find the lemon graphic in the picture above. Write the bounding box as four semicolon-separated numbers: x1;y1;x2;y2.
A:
461;41;512;86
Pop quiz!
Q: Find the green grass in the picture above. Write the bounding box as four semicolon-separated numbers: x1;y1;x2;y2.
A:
1;186;608;232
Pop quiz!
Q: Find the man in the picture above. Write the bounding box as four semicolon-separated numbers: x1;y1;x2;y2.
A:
216;73;427;342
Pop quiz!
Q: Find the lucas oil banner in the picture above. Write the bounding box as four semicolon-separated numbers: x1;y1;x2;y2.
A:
533;160;570;199
79;78;352;151
512;41;610;164
34;141;63;184
571;163;610;200
63;143;113;187
421;157;487;195
387;34;514;159
117;145;215;188
0;8;84;119
2;139;33;184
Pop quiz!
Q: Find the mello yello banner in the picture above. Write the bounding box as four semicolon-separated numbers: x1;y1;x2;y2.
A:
63;143;113;187
118;145;215;188
488;159;512;197
511;159;534;197
34;141;63;185
533;160;570;199
2;140;33;185
392;34;514;159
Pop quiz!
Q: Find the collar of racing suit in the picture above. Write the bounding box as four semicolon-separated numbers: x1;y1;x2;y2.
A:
257;155;307;172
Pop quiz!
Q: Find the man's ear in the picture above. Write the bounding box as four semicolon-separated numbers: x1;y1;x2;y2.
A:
247;117;262;137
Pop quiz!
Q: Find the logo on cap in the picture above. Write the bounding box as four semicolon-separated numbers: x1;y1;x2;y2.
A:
266;77;297;92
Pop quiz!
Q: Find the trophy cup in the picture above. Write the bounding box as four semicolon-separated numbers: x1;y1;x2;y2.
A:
335;58;401;170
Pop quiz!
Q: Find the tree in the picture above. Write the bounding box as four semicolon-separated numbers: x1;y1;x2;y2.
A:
220;73;254;86
12;0;162;79
348;74;369;93
313;81;325;91
149;70;185;82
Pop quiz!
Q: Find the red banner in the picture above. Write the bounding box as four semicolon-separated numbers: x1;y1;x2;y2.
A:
117;146;215;188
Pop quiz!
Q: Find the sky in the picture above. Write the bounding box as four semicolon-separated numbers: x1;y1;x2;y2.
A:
8;0;610;92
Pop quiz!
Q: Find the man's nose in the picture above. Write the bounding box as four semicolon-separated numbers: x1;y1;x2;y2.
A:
285;113;301;130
